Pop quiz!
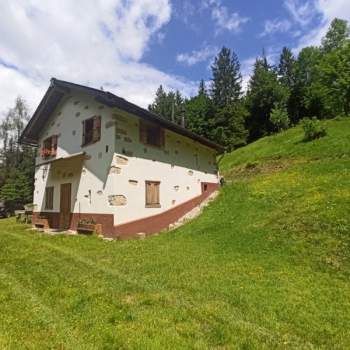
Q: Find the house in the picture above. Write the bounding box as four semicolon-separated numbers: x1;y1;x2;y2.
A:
19;79;224;239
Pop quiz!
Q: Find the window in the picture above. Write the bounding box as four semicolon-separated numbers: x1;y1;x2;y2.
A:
41;135;58;158
140;121;164;148
82;116;101;146
44;187;54;210
145;181;160;208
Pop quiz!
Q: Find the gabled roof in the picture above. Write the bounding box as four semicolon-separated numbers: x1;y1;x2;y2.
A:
19;78;225;152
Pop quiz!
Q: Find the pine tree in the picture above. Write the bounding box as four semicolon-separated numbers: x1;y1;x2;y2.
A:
278;47;299;123
278;47;296;88
210;47;242;108
185;81;213;138
148;86;185;123
198;79;207;97
246;56;289;140
148;85;168;117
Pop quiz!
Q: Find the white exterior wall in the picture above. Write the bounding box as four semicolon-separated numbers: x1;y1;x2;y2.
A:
33;91;219;228
34;92;116;216
112;110;218;225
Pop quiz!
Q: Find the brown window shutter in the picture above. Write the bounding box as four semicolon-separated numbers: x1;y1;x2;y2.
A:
92;116;101;142
140;121;147;144
145;181;160;207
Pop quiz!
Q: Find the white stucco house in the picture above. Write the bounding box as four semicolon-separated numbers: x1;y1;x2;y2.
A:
20;79;223;239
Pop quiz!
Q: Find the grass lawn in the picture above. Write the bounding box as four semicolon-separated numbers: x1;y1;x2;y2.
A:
1;118;350;349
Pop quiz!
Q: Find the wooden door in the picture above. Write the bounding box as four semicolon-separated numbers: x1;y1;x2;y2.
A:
60;183;71;230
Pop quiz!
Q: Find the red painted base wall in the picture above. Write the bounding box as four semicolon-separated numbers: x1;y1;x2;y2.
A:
112;182;219;239
32;182;219;239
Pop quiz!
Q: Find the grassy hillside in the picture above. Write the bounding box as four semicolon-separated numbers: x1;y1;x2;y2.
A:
0;118;350;349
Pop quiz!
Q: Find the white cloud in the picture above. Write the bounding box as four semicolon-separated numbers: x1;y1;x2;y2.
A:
240;57;256;92
176;46;218;66
261;19;292;37
0;0;197;118
284;0;315;26
203;0;249;33
293;0;350;51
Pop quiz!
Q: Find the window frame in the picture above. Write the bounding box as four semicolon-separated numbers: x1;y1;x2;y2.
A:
44;186;54;210
140;121;164;149
82;115;101;147
145;181;161;208
41;135;58;159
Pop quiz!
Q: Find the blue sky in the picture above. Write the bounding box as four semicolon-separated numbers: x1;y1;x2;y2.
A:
144;0;324;83
0;0;348;116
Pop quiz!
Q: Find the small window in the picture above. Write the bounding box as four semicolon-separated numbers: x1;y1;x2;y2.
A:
41;135;58;158
140;121;164;148
145;181;160;208
44;187;54;210
82;116;101;146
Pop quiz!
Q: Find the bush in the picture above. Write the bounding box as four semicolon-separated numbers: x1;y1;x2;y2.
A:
270;104;290;132
300;117;327;141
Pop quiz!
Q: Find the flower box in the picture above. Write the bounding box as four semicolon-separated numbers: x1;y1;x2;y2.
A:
40;148;57;159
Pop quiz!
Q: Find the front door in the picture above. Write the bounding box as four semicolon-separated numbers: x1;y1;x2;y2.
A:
60;183;71;230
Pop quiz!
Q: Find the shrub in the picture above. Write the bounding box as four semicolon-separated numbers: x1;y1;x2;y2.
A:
270;104;290;132
300;117;327;141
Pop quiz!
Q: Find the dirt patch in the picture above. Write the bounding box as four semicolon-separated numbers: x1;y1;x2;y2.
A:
223;158;306;182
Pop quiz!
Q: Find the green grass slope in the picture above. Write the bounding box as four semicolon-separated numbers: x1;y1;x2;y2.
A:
0;118;350;349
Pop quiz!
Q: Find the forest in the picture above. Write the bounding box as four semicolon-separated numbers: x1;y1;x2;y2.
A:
0;18;349;210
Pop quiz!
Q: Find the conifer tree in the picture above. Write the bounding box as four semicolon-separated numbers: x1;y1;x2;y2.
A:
210;47;242;108
246;56;289;140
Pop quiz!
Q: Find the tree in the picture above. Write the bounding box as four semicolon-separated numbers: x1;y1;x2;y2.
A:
0;169;33;211
148;85;168;117
278;47;299;123
210;47;242;108
270;103;290;132
198;79;207;97
0;97;35;208
148;85;184;124
308;41;350;117
293;46;322;119
209;102;248;150
278;47;296;89
321;18;350;53
185;83;213;139
246;56;289;140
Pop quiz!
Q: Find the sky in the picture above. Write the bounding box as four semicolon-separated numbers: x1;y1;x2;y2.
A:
0;0;349;118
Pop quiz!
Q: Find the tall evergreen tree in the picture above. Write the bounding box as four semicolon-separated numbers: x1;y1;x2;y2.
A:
185;81;212;138
198;79;207;97
278;47;296;88
148;85;168;117
209;47;247;149
246;56;289;140
210;47;242;108
278;47;298;123
148;85;184;123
